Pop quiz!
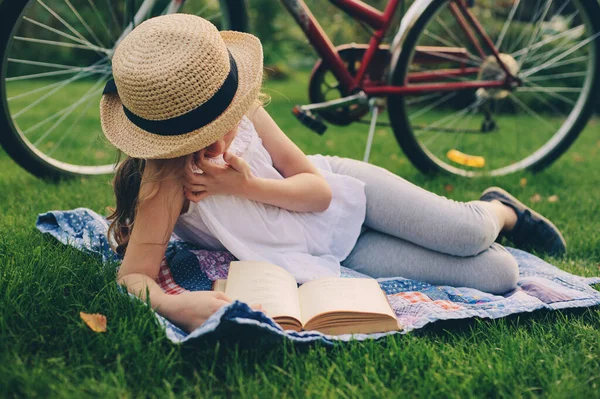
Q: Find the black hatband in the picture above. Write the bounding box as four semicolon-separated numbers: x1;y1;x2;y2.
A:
102;51;238;136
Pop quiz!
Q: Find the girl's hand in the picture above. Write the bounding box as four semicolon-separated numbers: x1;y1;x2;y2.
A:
162;291;232;333
184;149;254;203
161;290;264;333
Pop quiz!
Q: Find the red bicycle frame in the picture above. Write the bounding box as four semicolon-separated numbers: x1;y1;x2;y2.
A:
280;0;518;96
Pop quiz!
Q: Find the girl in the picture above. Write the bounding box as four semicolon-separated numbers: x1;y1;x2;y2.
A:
101;14;566;334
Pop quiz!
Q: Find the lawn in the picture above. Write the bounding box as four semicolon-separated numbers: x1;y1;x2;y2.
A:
1;72;600;398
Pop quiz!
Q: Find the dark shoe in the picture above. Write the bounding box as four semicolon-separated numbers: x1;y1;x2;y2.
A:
480;187;567;256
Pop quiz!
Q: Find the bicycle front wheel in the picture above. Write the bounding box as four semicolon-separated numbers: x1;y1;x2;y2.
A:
0;0;248;180
388;0;600;177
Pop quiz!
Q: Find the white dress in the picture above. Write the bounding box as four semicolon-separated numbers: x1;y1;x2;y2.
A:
173;116;366;283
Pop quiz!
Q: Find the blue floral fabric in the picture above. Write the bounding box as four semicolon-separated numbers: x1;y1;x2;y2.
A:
37;208;600;345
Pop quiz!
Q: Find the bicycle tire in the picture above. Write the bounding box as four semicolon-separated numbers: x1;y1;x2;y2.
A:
0;0;248;180
387;0;600;176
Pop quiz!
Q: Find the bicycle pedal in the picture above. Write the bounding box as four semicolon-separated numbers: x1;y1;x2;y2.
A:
292;106;327;135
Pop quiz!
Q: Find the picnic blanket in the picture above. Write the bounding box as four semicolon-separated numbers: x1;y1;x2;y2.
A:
36;208;600;345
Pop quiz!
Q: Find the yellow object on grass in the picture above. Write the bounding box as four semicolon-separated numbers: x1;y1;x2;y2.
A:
446;149;486;168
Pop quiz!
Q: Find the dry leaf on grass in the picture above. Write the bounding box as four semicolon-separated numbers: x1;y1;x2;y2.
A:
80;312;107;333
520;178;527;187
548;195;559;203
530;193;542;203
572;153;584;162
444;184;454;193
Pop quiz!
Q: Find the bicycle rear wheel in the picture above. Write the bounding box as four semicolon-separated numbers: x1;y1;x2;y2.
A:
0;0;248;180
388;0;600;177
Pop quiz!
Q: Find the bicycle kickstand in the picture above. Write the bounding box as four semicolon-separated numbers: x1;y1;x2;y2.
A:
363;98;381;163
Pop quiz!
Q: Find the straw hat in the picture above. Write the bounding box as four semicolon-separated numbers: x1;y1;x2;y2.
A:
100;14;263;159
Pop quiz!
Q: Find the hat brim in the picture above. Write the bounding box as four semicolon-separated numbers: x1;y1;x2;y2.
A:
100;31;263;159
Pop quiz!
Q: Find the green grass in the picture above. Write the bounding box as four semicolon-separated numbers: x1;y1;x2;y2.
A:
1;71;600;398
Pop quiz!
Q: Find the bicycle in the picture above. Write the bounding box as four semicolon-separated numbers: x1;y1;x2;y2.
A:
1;0;598;179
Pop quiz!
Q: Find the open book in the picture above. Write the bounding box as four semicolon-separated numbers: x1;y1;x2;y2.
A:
214;261;400;335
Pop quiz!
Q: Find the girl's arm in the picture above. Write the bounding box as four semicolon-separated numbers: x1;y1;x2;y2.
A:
245;106;332;212
184;106;333;213
117;160;231;333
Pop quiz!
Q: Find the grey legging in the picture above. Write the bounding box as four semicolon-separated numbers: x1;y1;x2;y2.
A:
326;156;519;295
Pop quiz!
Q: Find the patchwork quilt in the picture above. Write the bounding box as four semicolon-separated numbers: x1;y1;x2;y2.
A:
36;208;600;345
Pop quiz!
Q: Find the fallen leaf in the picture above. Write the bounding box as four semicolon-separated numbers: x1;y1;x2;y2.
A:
389;153;398;160
572;153;584;162
530;193;542;203
376;129;387;137
520;178;527;187
548;195;559;203
444;184;454;193
80;312;107;333
325;139;335;148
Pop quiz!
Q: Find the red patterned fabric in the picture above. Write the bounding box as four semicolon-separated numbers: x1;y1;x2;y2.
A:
156;257;188;295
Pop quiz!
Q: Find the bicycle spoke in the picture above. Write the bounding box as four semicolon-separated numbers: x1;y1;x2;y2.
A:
64;0;106;48
7;59;108;102
22;16;107;55
8;80;69;102
47;90;100;156
194;2;214;17
435;15;461;48
521;87;566;117
23;76;106;136
406;92;444;106
520;32;599;78
521;14;582;66
527;71;587;82
522;77;576;106
12;58;108;118
8;58;108;71
507;93;555;131
505;0;526;53
409;92;456;120
36;0;105;54
517;86;580;93
416;100;481;137
105;0;121;32
13;36;111;55
203;12;222;22
511;24;584;59
417;49;480;67
115;0;159;48
87;0;116;43
495;0;521;50
6;66;108;82
421;107;469;146
525;54;587;75
508;0;544;54
517;0;553;69
33;74;109;147
423;30;481;63
451;105;478;150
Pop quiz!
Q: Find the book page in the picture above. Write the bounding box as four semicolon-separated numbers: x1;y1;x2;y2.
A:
298;278;396;325
212;279;227;293
225;261;302;323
